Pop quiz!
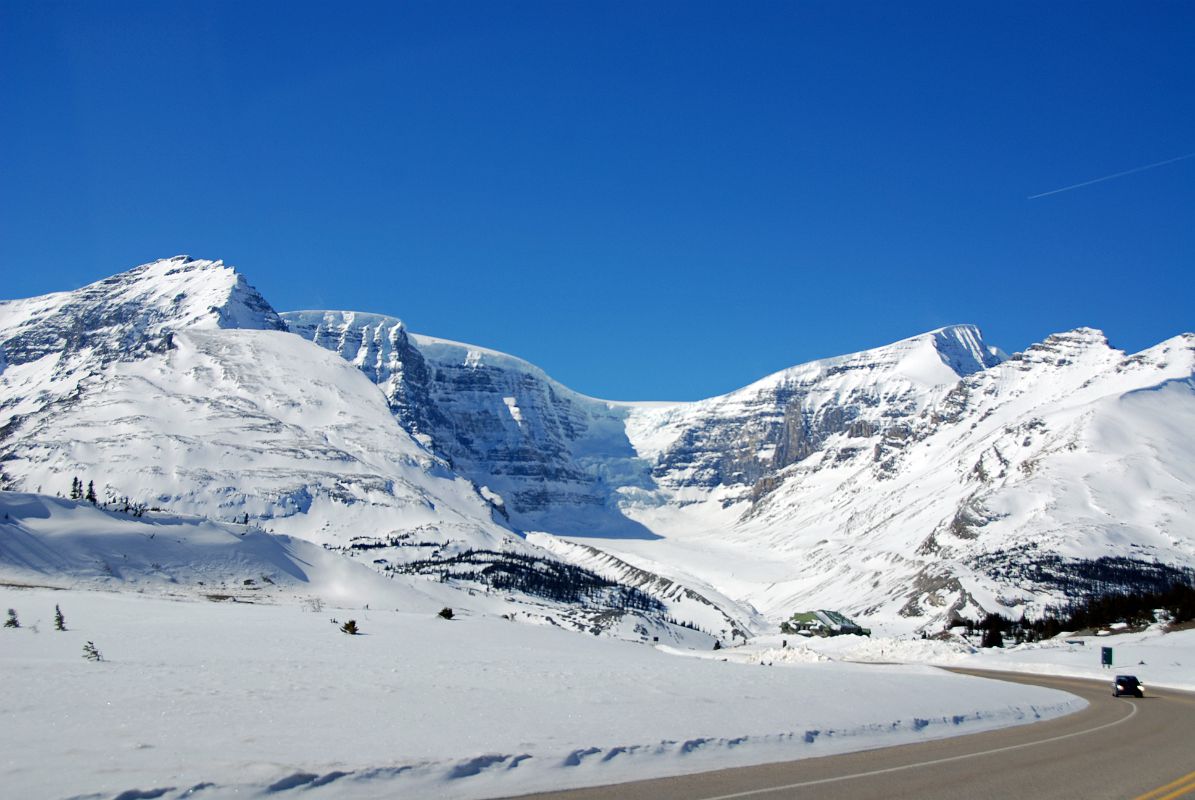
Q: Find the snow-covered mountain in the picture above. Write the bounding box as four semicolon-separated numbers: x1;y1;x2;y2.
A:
0;258;740;642
4;256;1194;636
0;258;503;550
605;327;1195;630
285;306;1195;633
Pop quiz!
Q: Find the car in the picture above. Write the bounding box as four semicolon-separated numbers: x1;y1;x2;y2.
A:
1113;675;1144;697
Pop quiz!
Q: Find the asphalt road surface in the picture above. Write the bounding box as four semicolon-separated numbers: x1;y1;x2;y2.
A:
507;670;1195;800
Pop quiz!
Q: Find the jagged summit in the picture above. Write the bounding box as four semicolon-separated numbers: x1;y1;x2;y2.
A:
124;255;287;332
931;324;1006;376
0;256;284;369
1026;326;1112;350
721;324;1004;405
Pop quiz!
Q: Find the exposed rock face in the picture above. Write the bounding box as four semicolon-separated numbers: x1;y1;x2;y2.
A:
283;311;655;537
282;311;448;442
286;316;1007;534
627;325;1004;501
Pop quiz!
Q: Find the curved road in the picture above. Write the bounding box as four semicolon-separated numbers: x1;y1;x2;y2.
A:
507;670;1195;800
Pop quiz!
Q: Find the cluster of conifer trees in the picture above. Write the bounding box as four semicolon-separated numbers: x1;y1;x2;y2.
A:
397;549;665;613
956;580;1195;647
974;553;1195;599
66;476;146;517
68;476;96;504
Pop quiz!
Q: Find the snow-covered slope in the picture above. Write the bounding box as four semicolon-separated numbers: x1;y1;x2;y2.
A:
0;582;1084;800
606;328;1195;630
0;260;739;640
288;303;1195;633
0;491;427;606
623;324;1003;501
0;258;508;555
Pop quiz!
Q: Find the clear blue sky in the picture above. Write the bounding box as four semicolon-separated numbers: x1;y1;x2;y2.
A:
2;2;1192;400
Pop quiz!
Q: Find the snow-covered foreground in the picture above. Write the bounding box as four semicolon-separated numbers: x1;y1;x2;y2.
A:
1;587;1082;800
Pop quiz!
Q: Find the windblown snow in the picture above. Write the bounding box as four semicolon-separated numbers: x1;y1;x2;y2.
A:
0;582;1084;800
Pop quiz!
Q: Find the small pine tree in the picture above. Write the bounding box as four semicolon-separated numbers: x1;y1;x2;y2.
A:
438;607;454;620
712;640;722;650
54;605;66;631
70;477;82;500
4;608;18;628
340;619;360;635
86;481;96;504
981;627;1004;648
82;641;103;661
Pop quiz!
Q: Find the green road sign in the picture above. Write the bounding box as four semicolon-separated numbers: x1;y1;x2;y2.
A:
1101;646;1113;667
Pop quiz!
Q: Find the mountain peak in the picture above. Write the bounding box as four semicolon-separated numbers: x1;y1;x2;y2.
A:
930;324;1005;377
1011;327;1117;369
0;256;285;368
118;256;286;332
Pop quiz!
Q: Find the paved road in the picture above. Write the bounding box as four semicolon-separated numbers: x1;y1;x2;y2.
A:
507;670;1195;800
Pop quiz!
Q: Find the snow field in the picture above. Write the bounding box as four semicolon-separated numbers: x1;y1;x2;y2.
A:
735;627;1195;692
954;626;1195;692
0;587;1084;800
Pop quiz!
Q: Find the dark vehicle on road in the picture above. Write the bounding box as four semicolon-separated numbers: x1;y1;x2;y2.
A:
1113;675;1144;697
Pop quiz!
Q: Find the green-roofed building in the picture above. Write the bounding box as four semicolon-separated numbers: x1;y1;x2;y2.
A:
780;610;870;637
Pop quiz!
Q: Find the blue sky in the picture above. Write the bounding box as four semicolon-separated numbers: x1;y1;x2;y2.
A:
2;2;1192;400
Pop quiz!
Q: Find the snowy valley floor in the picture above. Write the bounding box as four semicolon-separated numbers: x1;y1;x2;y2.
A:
0;586;1090;800
783;623;1195;691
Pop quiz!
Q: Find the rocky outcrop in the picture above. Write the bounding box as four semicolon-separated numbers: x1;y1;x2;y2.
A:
283;312;655;536
632;325;1004;502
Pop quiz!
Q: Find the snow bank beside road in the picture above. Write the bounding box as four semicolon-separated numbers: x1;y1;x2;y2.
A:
0;587;1083;800
763;627;1195;692
955;626;1195;692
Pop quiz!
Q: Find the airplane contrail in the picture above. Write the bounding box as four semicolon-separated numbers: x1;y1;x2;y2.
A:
1028;151;1195;199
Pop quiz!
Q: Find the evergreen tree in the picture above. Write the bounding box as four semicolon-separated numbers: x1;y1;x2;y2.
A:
981;627;1004;648
69;477;81;500
82;641;103;661
4;608;18;628
340;619;360;635
438;607;454;620
86;481;96;504
54;605;66;631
